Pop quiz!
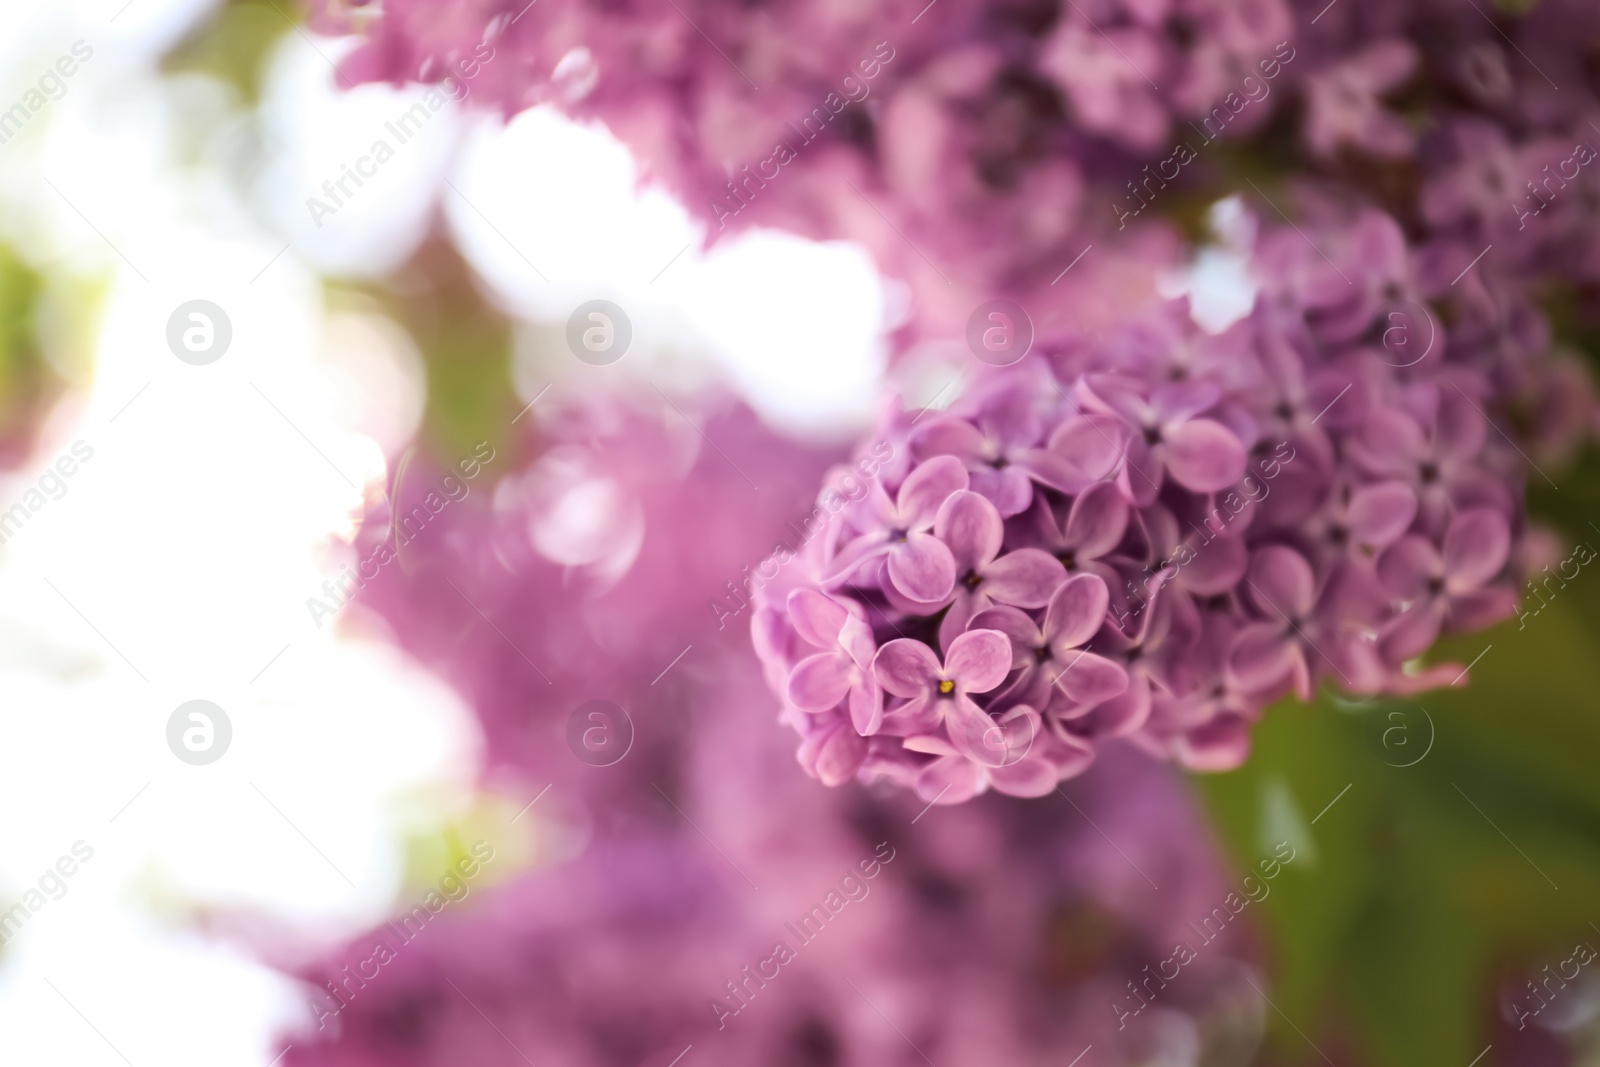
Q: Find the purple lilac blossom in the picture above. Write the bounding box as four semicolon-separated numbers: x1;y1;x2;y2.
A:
330;388;837;800
306;0;1600;372
275;372;1268;1067
304;0;1309;339
750;211;1534;801
304;1;1594;797
278;648;1263;1067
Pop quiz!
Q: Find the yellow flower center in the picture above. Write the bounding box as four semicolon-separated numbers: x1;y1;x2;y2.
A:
938;679;955;695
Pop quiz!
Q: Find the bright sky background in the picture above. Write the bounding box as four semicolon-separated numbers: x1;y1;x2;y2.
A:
0;2;1252;1063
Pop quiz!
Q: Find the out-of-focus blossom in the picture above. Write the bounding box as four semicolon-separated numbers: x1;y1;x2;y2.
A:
1301;40;1415;159
277;384;1268;1066
279;644;1265;1067
305;0;1600;365
304;0;1312;340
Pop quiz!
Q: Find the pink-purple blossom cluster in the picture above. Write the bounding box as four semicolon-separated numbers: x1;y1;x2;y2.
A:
308;0;1600;350
277;391;1261;1067
750;210;1534;803
305;0;1311;337
277;651;1260;1067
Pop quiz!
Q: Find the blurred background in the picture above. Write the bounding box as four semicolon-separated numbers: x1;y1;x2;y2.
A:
1;2;1599;1066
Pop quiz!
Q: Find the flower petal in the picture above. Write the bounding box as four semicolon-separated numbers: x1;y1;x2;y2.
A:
1348;407;1424;477
800;721;865;786
879;693;937;735
910;416;986;464
887;531;957;602
787;589;849;648
1058;667;1147;736
935;490;1003;572
987;705;1045;768
849;674;884;735
968;466;1035;518
968;605;1044;665
1228;621;1298;692
1248;545;1317;619
982;548;1067;608
1379;600;1444;663
838;613;878;671
987;756;1060;797
1048;413;1130;478
1448;586;1518;633
1062;480;1129;558
936;590;987;655
873;638;943;697
1031;727;1096;782
895;454;969;529
1164;418;1247;493
913;754;985;804
1443;507;1510;591
822;531;890;586
1377;535;1442;601
1043;572;1111;649
787;651;854;710
1175;715;1253;771
945;695;1008;765
1049;650;1129;706
974;384;1044;450
1178;533;1248;596
1436;388;1488;463
945;628;1014;693
1346;480;1417;549
1013;414;1128;493
1123;437;1162;507
1152;380;1222;424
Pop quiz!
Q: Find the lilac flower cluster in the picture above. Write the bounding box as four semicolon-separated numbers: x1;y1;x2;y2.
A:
278;392;1262;1067
307;0;1317;338
752;216;1531;802
308;0;1600;357
277;635;1261;1067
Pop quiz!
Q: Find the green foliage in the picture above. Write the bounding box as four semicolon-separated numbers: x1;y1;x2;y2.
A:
0;244;58;458
161;0;297;105
1192;475;1600;1067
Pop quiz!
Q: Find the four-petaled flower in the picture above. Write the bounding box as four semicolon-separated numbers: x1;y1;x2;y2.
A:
874;629;1014;764
784;589;884;734
827;455;969;602
932;489;1066;649
1378;506;1516;663
971;573;1128;714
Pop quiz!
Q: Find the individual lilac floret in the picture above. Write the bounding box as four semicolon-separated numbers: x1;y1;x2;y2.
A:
1377;507;1516;662
933;490;1065;648
1029;481;1131;590
785;590;882;735
874;628;1012;759
1229;545;1329;701
1078;376;1248;505
973;574;1129;715
827;454;968;603
1302;40;1417;160
910;382;1059;517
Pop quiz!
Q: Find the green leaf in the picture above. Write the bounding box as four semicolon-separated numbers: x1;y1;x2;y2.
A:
1192;542;1600;1067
